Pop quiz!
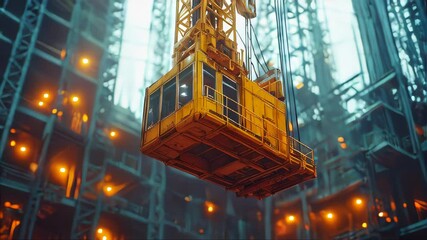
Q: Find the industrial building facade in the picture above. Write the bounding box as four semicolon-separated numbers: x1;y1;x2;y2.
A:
0;0;426;239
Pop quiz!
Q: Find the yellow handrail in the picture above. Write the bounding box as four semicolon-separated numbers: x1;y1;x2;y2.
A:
202;85;315;167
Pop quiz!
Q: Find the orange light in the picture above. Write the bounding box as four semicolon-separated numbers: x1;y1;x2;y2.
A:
378;212;384;217
71;96;79;103
208;206;214;212
362;222;367;228
386;217;391;223
29;162;38;173
60;49;67;60
296;82;304;90
102;236;107;240
10;128;16;133
43;93;49;99
326;212;333;219
4;202;11;207
338;136;345;143
19;146;27;152
10;140;16;147
97;228;103;234
340;143;347;149
38;101;44;107
199;228;204;234
287;215;295;223
57;111;63;117
52;108;58;114
81;57;90;65
110;131;117;138
106;186;112;192
82;114;89;122
403;202;407;208
355;198;363;205
59;167;66;173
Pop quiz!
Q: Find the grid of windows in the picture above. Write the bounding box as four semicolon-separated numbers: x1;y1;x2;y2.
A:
146;65;194;128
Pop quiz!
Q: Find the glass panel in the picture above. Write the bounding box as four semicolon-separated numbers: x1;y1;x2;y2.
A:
223;76;239;123
192;0;200;27
203;64;216;98
147;89;160;128
179;65;193;107
161;78;177;119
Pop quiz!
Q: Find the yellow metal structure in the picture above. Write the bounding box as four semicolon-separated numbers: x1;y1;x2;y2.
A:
141;0;316;199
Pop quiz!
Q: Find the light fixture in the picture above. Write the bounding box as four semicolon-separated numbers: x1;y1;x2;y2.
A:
71;96;79;103
355;198;363;206
43;93;49;99
287;215;295;223
362;222;367;228
52;108;58;114
326;212;333;219
110;131;117;138
97;228;103;234
106;186;112;192
82;114;89;122
81;57;90;65
337;136;345;143
208;206;214;212
59;167;66;173
180;92;187;97
38;101;44;107
378;212;384;217
19;146;27;152
10;140;16;147
180;84;188;88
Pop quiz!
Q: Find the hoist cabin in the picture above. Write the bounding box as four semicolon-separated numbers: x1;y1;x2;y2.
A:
141;0;316;199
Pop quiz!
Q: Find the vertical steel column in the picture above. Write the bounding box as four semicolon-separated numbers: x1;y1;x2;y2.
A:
146;161;166;239
0;0;47;159
17;1;80;238
70;0;125;238
143;1;173;238
352;0;427;184
141;0;174;103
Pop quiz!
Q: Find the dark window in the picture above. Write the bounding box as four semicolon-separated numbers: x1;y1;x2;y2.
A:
161;78;177;119
192;0;200;27
179;65;193;107
203;64;216;98
223;76;239;123
147;89;160;128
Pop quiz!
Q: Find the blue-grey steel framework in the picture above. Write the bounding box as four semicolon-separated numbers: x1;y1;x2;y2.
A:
143;0;174;239
17;0;82;238
0;0;47;161
70;0;126;238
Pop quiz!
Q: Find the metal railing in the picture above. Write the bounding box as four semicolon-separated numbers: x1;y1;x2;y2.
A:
202;85;314;167
364;130;400;150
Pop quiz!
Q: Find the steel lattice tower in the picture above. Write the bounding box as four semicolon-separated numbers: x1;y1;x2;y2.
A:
70;0;126;238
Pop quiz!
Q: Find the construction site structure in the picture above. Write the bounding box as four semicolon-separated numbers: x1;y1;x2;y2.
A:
259;0;427;239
